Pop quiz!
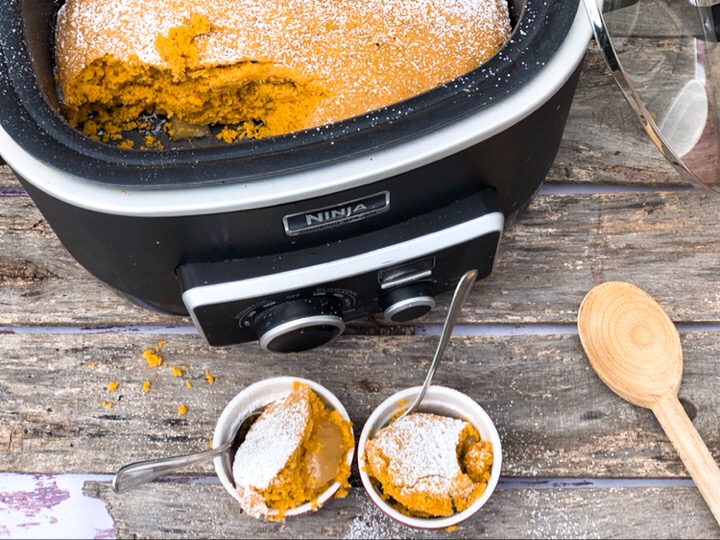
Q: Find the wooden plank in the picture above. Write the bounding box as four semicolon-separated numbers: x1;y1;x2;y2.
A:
2;189;720;326
1;332;718;476
0;193;180;326
0;165;20;190
83;480;720;539
548;47;682;187
482;189;720;325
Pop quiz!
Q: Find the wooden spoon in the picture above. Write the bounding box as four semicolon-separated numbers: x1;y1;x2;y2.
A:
578;281;720;524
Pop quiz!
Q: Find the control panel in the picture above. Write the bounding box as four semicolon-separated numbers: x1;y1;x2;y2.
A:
179;190;503;351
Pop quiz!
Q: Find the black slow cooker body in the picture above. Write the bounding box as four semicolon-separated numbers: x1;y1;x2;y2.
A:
0;0;587;351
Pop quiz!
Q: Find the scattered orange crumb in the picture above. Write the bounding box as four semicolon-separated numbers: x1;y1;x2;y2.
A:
204;368;215;385
141;134;164;149
88;362;98;369
180;365;189;371
178;404;188;415
143;339;167;368
106;381;119;392
208;438;213;447
143;348;163;368
170;366;183;377
185;381;192;389
142;380;151;393
445;525;460;533
100;400;114;409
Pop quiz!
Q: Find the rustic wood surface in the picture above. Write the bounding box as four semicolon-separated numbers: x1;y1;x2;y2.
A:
2;44;720;538
83;481;720;539
4;185;720;326
1;332;719;478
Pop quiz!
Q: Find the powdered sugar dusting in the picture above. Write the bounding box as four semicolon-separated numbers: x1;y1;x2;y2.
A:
368;413;467;497
345;497;412;539
232;390;309;491
55;0;511;127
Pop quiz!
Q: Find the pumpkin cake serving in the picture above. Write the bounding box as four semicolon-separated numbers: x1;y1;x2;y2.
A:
232;381;353;520
54;0;512;144
363;412;493;517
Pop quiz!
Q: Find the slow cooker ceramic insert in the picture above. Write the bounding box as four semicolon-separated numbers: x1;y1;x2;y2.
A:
0;0;591;352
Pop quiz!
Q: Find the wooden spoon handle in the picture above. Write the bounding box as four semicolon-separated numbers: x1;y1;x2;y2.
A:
652;395;720;524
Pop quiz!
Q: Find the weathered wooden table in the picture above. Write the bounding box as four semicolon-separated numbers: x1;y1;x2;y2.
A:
1;44;720;539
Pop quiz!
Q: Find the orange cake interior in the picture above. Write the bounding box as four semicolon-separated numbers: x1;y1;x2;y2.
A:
54;0;512;145
232;381;353;520
364;411;493;517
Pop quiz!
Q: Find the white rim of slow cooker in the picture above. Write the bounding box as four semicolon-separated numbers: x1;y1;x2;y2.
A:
0;3;591;218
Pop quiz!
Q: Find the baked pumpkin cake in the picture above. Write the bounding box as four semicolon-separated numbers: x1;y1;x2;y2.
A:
54;0;512;144
364;412;493;517
232;381;354;520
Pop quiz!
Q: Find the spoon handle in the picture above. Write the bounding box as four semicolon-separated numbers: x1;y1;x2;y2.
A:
652;394;720;524
400;269;478;419
112;443;229;494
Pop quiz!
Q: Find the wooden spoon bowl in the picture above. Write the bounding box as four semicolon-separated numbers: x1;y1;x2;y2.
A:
578;281;720;525
578;281;683;408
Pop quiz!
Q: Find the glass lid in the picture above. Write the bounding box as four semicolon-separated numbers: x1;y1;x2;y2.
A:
583;0;720;193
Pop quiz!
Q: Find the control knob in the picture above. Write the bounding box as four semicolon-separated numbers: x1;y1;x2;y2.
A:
382;282;436;323
253;297;345;353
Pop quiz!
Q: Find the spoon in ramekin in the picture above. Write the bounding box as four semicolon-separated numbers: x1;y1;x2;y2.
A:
395;268;478;422
111;408;263;494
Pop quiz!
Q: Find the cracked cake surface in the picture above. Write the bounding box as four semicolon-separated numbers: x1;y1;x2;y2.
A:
54;0;511;143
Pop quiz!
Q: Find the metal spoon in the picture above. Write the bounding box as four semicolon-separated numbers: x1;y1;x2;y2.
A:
111;409;262;494
395;269;478;422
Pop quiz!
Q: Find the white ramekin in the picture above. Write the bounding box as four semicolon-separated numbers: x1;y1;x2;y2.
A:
213;376;354;518
357;385;502;529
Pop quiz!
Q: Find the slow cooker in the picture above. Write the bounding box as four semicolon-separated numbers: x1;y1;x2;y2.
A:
0;0;591;352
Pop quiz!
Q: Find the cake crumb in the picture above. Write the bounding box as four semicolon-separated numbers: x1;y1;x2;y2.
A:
204;369;215;384
185;381;193;389
178;403;188;415
106;381;119;392
142;380;151;393
143;349;163;368
170;366;183;377
143;339;166;367
100;400;114;409
141;135;164;149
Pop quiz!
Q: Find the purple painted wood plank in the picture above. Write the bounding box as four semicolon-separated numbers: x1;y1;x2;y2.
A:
0;474;115;539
